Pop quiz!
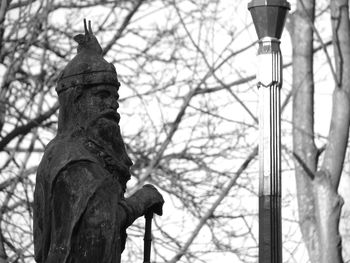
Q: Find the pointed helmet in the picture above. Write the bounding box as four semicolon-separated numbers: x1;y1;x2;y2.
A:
56;19;119;94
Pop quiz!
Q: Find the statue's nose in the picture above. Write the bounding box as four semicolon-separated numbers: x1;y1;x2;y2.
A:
106;98;119;110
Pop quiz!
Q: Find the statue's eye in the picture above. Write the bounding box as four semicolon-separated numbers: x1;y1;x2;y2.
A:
95;90;111;99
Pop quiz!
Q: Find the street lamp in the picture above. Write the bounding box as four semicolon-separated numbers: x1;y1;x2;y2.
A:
248;1;290;263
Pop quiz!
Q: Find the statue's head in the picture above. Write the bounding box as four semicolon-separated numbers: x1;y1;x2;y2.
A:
56;19;121;135
56;20;132;183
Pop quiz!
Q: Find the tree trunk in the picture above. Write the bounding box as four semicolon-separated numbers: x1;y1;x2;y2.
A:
313;171;343;263
291;1;319;262
315;0;350;261
292;0;350;262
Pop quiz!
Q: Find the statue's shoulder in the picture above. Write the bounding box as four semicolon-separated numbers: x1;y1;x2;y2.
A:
37;136;98;182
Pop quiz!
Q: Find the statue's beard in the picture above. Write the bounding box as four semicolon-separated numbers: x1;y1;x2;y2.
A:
87;117;121;148
86;116;132;190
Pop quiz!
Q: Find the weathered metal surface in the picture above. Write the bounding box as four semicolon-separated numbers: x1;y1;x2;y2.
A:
33;20;164;263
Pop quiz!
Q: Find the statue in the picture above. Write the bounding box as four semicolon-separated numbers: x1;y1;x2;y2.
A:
33;20;164;263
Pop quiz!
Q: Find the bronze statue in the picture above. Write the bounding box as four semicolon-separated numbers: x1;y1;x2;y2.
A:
33;20;164;263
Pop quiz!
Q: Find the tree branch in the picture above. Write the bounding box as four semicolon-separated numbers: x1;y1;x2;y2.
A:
168;146;258;263
321;0;350;190
102;0;145;56
0;102;58;152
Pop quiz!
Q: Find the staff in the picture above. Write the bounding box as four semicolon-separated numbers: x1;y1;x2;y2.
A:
143;211;153;263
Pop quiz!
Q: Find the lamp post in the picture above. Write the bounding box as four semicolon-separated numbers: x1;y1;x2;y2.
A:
248;1;290;262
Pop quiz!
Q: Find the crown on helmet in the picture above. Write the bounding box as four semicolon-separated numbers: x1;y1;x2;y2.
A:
56;19;119;94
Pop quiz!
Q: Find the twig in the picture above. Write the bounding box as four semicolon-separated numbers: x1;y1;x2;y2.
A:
168;146;258;263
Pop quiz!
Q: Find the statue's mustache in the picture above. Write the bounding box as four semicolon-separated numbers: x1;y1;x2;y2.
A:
99;109;120;123
88;109;120;126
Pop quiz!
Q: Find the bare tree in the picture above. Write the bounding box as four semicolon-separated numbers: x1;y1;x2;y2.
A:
290;0;350;262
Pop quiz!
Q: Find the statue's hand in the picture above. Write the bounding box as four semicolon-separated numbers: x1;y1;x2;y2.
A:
124;184;164;224
142;184;164;216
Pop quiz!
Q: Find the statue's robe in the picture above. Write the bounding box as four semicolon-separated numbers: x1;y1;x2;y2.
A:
33;136;131;263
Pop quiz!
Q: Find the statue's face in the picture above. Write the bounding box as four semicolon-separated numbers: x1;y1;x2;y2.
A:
77;84;120;126
70;83;132;186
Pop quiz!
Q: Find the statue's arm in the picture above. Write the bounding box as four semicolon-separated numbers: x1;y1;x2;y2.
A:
121;184;164;228
51;160;163;232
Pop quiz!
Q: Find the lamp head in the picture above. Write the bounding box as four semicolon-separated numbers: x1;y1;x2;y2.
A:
248;0;290;40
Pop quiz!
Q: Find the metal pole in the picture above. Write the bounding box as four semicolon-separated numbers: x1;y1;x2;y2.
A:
248;1;289;261
143;212;153;263
257;37;282;263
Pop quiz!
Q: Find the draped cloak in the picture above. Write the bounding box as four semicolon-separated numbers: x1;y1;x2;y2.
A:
33;135;129;263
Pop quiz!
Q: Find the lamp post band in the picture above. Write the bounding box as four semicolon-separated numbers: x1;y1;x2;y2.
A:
256;41;282;88
258;38;280;55
248;0;290;10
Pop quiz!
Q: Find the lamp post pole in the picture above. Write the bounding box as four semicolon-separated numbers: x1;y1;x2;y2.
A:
248;1;290;262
